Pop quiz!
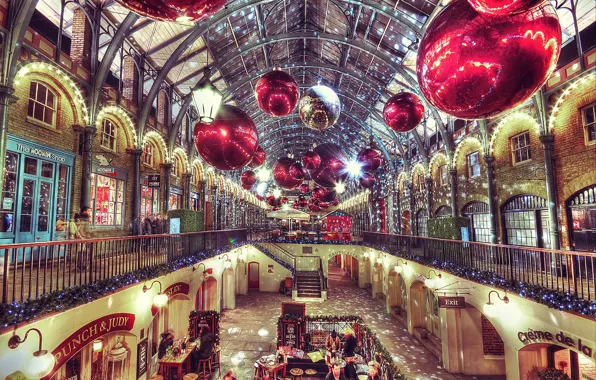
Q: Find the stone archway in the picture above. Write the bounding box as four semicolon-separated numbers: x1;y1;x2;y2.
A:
195;277;218;311
222;267;236;310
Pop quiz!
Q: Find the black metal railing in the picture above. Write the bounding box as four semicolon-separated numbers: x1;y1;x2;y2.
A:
0;229;247;304
363;232;595;301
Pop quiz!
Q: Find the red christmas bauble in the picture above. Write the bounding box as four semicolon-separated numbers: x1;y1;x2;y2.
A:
272;206;279;211
116;0;226;22
302;151;321;170
416;0;561;119
309;143;347;188
241;170;257;188
299;85;341;130
289;163;305;180
319;202;329;209
273;157;302;190
357;148;383;172
313;187;326;200
242;183;253;190
383;92;425;133
249;146;266;168
331;199;340;206
360;172;376;188
299;183;310;194
468;0;545;15
255;70;299;116
194;105;259;171
281;197;289;204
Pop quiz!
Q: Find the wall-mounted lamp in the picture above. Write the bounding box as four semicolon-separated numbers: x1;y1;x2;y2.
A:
363;251;370;258
8;328;55;378
484;290;509;319
142;280;168;308
220;254;232;269
93;338;103;353
193;262;212;278
376;254;384;265
393;259;408;274
424;270;442;289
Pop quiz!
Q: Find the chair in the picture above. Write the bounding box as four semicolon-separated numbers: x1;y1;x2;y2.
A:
254;362;263;380
289;368;304;380
183;374;199;380
211;347;221;377
197;357;212;379
304;369;317;380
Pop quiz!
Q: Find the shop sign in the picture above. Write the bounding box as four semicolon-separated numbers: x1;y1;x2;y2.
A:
517;329;595;359
302;247;313;254
151;282;190;315
283;322;297;347
148;175;160;188
16;143;66;163
438;296;465;309
137;339;148;377
43;313;135;380
97;166;116;175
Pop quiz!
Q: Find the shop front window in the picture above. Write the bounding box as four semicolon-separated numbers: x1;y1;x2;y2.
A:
1;152;19;232
28;81;57;127
141;185;160;219
191;193;200;211
169;193;181;210
463;201;491;243
567;184;596;252
90;173;125;226
416;209;428;237
503;195;550;248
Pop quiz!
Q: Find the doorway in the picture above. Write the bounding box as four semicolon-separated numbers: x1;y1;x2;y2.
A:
248;261;259;290
519;344;595;380
196;277;218;311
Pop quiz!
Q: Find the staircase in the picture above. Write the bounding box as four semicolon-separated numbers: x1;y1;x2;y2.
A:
296;271;322;298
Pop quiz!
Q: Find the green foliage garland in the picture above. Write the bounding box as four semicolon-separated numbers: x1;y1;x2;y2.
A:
167;209;205;232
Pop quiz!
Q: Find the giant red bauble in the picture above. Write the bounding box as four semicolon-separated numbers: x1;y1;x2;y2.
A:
299;183;310;194
416;0;561;119
357;148;383;172
194;105;259;171
383;92;425;133
468;0;545;15
248;146;266;168
273;157;302;190
289;163;305;180
302;151;321;170
255;70;299;116
309;143;347;188
116;0;226;22
241;170;257;188
360;172;376;188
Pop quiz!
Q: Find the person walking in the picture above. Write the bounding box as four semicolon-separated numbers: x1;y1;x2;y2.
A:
144;215;154;252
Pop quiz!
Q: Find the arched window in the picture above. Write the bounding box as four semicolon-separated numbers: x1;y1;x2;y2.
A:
462;201;491;243
143;142;155;167
100;119;117;151
567;184;596;252
28;81;57;127
435;205;452;218
502;195;550;248
416;209;428;237
172;156;180;177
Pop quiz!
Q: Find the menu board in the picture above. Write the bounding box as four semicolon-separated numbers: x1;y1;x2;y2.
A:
137;339;148;377
283;322;298;347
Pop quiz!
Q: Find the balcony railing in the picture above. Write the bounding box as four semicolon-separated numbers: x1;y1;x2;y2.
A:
0;229;247;304
363;232;595;302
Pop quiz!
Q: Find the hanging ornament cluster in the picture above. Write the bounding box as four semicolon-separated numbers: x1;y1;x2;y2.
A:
273;157;302;190
383;93;425;133
116;0;226;23
249;146;266;168
416;0;561;119
359;172;376;189
302;151;321;170
194;105;259;171
241;170;257;190
289;163;305;180
299;85;341;131
299;183;310;194
356;148;382;172
255;69;299;116
309;143;347;188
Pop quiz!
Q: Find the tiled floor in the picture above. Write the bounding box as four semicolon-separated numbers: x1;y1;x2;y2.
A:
218;262;505;380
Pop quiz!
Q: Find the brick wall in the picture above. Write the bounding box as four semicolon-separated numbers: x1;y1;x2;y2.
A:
70;7;92;69
122;55;138;105
157;90;168;126
481;315;505;356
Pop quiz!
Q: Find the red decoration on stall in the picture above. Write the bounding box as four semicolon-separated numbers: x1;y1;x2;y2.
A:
299;183;310;194
357;148;383;172
249;146;266;168
302;151;321;170
116;0;226;22
359;172;376;188
416;0;561;119
273;157;302;190
194;105;259;171
255;69;299;116
467;0;545;15
241;170;257;189
321;210;352;241
309;143;347;188
383;92;425;133
289;162;305;180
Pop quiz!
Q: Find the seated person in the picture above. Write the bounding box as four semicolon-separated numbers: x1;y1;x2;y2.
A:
325;363;346;380
191;325;215;372
158;332;174;359
342;333;358;358
325;330;341;355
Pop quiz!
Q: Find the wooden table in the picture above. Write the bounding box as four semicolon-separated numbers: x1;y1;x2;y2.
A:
256;360;288;379
159;346;195;379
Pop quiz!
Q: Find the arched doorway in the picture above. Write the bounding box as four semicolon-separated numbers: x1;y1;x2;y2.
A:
166;294;191;338
222;267;236;309
409;281;426;330
327;254;358;288
416;209;428;237
248;261;259;290
566;184;596;252
462;201;491;243
502;194;551;248
401;211;411;235
372;263;384;299
519;342;595;380
195;277;218;311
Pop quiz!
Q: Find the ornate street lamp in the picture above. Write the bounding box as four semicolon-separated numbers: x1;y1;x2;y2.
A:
192;67;223;123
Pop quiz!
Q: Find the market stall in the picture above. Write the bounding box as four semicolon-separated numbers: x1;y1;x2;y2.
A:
321;210;352;241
